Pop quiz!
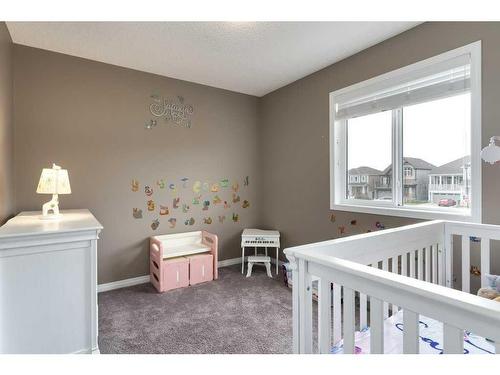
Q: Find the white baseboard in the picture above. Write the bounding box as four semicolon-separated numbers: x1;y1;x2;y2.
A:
98;256;254;293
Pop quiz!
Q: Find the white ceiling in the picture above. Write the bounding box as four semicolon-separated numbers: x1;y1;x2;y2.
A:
6;22;420;97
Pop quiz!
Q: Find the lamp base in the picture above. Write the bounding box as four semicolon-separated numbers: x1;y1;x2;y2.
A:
40;194;61;220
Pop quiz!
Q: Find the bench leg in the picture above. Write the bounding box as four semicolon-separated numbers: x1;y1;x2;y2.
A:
246;262;254;278
265;262;272;278
241;247;245;274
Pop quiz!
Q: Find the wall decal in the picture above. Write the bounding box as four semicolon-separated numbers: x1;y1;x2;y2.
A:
218;215;226;223
182;203;190;213
242;200;250;208
338;225;346;236
202;200;210;211
232;182;239;192
181;177;189;188
232;193;240;203
160;205;169;215
202;182;210;192
330;214;336;223
173;197;180;209
149;94;194;128
244;176;249;186
168;218;177;228
157;179;166;189
133;208;143;219
211;183;219;192
232;213;239;223
213;195;222;205
145;185;153;197
350;220;357;226
193;181;202;193
169;183;177;194
223;201;231;209
204;217;213;224
220;178;229;188
147;200;155;211
131;179;139;192
144;119;157;130
375;221;385;230
151;219;160;231
192;195;201;205
184;217;195;226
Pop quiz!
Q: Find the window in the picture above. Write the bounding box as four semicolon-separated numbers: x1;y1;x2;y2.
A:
330;41;481;222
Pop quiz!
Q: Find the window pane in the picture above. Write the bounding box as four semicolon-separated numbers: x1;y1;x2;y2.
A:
402;93;471;213
347;111;392;201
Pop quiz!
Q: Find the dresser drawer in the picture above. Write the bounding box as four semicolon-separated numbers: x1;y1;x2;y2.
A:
188;254;213;285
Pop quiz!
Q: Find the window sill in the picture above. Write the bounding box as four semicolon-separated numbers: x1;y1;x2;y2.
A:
332;202;478;222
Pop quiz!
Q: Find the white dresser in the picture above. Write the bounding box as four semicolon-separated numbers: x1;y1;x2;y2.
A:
0;209;102;354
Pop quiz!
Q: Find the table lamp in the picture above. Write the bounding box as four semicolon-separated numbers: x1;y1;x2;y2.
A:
36;163;71;219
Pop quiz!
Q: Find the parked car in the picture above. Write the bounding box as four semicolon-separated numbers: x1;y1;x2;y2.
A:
438;198;456;207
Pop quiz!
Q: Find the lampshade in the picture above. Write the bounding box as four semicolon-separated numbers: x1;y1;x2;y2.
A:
36;164;71;195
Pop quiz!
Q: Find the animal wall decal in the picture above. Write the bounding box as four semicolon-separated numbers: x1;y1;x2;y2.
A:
244;176;249;186
157;179;166;189
192;195;201;205
182;203;190;213
133;208;143;219
242;200;250;208
147;200;155;211
184;217;195;226
232;193;240;203
160;205;169;215
204;217;212;224
218;215;226;223
168;218;177;228
131;179;139;192
211;183;219;192
193;181;202;193
173;197;180;209
145;185;153;196
232;213;239;223
202;200;210;211
213;195;222;205
151;219;160;230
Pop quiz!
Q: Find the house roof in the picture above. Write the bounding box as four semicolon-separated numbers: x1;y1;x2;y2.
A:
348;166;382;175
429;156;471;175
382;157;436;174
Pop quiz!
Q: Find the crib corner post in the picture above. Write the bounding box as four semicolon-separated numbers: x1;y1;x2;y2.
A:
285;252;300;354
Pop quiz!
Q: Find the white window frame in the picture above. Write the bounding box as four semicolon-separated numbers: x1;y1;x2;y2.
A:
330;41;482;223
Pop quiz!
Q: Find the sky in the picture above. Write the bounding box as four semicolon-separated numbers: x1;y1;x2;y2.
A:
347;93;471;171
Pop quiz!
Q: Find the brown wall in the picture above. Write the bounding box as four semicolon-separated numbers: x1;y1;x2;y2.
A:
259;22;500;283
0;23;13;223
13;45;261;284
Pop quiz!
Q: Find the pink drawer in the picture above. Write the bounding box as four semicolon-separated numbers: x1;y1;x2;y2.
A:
162;257;189;291
189;254;214;285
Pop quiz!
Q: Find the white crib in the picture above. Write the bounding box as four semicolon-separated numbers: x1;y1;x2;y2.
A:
284;220;500;354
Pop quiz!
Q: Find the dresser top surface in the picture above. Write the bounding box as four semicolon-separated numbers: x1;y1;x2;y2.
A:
0;209;103;238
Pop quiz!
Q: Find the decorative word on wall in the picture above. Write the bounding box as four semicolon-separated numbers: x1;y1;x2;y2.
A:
145;94;194;130
131;175;251;232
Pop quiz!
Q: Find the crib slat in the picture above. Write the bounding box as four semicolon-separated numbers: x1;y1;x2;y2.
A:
495;341;500;354
445;233;453;288
370;297;384;354
443;324;464;354
391;256;399;313
432;244;438;284
410;250;416;279
382;259;388;318
462;237;470;293
333;284;342;345
417;248;424;280
425;247;431;282
343;287;355;354
298;258;313;354
402;252;408;277
318;278;331;354
360;292;367;330
403;310;419;354
438;242;445;286
481;239;490;288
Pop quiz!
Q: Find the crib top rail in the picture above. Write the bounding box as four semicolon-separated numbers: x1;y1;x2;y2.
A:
298;252;500;343
285;220;446;265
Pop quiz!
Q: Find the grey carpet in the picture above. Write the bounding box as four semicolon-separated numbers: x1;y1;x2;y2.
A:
98;265;298;354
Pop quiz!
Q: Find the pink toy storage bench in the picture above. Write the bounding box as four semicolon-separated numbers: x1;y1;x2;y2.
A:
150;231;218;293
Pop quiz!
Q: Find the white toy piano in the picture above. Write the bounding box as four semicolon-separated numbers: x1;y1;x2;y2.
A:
241;229;280;275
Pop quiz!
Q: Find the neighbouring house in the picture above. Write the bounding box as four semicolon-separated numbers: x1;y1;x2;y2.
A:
347;166;383;199
374;157;436;201
428;156;471;206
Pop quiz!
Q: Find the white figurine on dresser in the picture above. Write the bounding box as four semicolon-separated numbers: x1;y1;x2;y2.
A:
0;209;102;354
